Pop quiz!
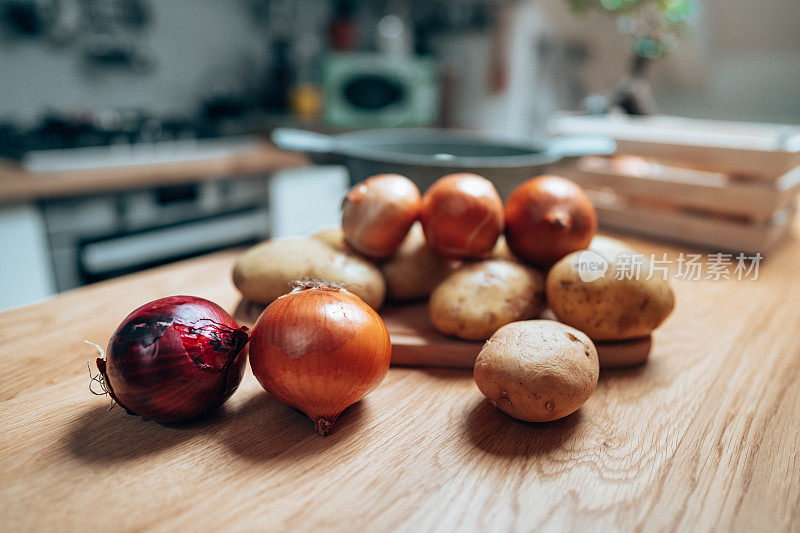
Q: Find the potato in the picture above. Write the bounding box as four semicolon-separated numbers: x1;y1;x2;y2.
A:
429;259;545;341
311;227;348;252
474;320;599;422
232;238;385;309
490;235;517;261
380;222;455;302
589;235;633;260
546;249;675;341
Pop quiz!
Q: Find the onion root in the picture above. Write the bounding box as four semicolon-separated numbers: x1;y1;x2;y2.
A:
315;418;334;436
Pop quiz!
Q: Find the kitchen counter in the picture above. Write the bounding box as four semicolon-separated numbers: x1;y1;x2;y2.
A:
1;229;799;531
0;142;308;203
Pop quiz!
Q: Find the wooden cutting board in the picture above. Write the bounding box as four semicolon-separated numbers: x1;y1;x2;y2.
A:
234;300;652;368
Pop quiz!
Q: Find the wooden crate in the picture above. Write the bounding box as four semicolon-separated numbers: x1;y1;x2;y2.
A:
568;156;798;253
549;114;800;252
550;114;800;181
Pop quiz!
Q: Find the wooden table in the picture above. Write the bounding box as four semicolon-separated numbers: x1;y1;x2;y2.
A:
1;230;799;532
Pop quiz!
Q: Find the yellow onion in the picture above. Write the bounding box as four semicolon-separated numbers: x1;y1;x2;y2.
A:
249;281;392;435
419;173;504;259
504;175;597;267
341;174;421;258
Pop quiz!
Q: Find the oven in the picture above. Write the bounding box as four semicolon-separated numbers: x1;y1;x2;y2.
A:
42;177;270;291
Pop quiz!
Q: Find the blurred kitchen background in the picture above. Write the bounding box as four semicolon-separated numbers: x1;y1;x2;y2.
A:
1;0;798;311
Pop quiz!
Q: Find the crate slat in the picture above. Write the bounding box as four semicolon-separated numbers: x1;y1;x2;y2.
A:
550;114;800;181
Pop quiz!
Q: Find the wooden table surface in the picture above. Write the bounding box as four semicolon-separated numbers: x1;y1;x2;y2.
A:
0;142;307;203
1;230;799;532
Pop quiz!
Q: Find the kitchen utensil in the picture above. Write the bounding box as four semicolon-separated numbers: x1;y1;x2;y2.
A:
382;303;651;369
271;127;615;193
235;300;649;369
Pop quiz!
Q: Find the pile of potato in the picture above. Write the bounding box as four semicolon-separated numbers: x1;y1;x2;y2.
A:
232;172;675;423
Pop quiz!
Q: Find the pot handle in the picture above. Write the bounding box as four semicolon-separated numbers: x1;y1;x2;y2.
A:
272;128;336;154
546;135;616;159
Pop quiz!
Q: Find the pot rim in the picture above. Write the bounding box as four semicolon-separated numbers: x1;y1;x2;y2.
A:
330;128;560;169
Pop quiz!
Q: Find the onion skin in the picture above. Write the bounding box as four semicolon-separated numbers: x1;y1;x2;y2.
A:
504;175;597;267
420;173;504;259
98;296;249;423
341;174;421;259
249;283;391;436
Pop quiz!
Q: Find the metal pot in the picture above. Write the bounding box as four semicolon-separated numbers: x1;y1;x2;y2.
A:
271;127;615;196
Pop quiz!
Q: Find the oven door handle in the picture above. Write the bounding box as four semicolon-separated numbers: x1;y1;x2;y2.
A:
80;210;268;275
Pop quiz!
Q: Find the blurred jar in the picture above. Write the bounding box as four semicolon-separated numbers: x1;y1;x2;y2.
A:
290;30;324;121
290;84;323;121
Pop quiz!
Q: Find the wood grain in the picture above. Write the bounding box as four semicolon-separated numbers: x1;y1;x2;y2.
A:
235;300;486;368
587;190;795;254
383;303;652;369
550;114;800;180
0;142;307;204
573;156;800;223
1;228;799;532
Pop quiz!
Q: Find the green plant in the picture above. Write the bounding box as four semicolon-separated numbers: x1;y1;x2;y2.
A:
566;0;695;59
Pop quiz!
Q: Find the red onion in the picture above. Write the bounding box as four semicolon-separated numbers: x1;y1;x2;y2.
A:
96;296;249;423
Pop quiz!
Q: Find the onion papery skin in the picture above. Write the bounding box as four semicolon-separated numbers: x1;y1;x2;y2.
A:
420;173;504;260
249;284;392;436
98;296;249;423
341;174;421;259
504;175;597;267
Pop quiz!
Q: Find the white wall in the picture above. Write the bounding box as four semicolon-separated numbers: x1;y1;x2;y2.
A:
0;0;266;122
655;0;800;123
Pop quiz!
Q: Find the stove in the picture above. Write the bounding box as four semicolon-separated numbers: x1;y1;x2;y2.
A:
0;110;281;291
0;110;258;171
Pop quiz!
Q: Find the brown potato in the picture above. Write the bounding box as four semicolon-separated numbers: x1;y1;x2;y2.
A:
595;336;652;368
232;238;385;309
589;235;633;260
546;249;675;341
490;235;517;261
474;320;599;422
311;227;349;252
380;222;455;302
429;259;544;341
